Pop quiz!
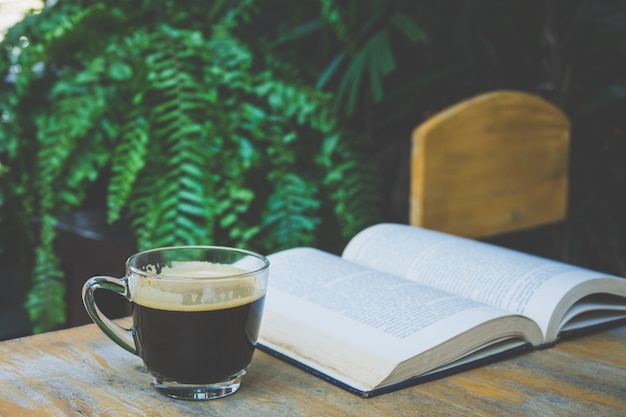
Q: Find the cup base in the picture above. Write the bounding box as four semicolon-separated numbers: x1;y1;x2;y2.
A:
152;369;247;400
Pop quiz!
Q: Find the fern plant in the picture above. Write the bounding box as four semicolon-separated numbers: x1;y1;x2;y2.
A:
0;1;383;333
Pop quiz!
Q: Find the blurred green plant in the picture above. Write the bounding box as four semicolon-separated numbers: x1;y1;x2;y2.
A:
1;0;624;333
258;0;626;275
0;0;383;333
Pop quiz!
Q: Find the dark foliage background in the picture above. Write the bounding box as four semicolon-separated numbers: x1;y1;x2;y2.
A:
251;0;626;275
0;0;624;332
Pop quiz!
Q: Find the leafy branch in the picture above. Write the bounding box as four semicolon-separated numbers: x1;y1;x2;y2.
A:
0;1;384;332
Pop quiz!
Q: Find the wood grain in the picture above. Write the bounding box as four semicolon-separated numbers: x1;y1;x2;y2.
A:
0;324;624;416
410;90;570;238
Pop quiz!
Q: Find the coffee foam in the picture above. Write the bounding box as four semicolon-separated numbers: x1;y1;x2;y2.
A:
130;262;264;312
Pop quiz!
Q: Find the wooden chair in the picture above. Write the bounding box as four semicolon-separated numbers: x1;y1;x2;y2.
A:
410;90;570;238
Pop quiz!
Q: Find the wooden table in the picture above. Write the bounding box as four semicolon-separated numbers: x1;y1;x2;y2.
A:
1;323;625;416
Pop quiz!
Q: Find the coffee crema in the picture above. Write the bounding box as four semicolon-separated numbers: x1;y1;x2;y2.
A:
130;262;263;311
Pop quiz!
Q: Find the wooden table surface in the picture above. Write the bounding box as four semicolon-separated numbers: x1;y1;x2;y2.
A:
0;323;625;416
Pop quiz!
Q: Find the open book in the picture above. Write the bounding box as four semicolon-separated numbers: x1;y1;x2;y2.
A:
257;223;626;397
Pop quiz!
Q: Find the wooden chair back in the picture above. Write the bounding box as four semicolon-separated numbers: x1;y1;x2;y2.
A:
410;90;570;238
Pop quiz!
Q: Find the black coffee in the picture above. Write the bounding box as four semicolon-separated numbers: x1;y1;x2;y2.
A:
132;295;265;384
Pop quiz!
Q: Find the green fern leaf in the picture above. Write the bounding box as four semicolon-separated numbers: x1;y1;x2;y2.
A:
125;26;220;247
108;113;149;223
129;169;160;250
262;173;321;251
324;150;384;240
25;213;66;333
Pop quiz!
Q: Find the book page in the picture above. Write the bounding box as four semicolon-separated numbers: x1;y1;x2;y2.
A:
259;247;541;390
342;223;626;341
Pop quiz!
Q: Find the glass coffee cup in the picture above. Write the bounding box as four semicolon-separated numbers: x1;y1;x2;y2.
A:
82;246;269;400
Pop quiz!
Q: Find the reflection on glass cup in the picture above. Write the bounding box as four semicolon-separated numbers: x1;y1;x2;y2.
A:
82;246;269;400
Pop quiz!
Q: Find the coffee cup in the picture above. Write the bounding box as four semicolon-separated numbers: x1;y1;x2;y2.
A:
82;246;269;400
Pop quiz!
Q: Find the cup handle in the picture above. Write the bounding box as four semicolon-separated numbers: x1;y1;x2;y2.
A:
82;276;141;357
